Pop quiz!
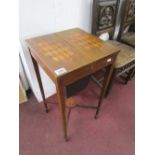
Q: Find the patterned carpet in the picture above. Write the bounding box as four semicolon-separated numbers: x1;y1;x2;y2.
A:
20;79;135;155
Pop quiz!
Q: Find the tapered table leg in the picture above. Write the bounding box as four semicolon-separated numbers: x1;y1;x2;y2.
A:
56;79;69;142
29;49;49;113
105;70;116;97
95;64;114;119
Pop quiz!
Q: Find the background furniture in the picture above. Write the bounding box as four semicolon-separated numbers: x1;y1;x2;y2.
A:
91;0;135;96
92;0;118;38
26;28;119;141
118;0;135;47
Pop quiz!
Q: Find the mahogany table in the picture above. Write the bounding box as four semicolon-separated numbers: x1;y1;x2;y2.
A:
26;28;120;141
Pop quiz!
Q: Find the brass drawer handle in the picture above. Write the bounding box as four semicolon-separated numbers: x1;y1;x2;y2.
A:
107;58;112;62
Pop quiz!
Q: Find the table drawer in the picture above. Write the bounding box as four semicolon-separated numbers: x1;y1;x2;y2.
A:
61;65;92;85
61;55;115;86
92;55;114;72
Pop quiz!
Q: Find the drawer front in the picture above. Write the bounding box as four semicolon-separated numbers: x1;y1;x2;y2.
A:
61;64;92;85
61;55;115;86
92;55;114;72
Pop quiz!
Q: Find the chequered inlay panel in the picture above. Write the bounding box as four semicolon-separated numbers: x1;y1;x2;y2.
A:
37;40;74;62
66;32;103;49
36;32;104;63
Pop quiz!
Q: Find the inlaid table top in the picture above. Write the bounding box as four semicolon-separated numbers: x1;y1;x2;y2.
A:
26;28;120;82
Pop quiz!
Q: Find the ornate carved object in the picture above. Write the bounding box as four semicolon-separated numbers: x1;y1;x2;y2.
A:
124;0;135;23
92;0;117;36
118;0;135;45
98;2;115;29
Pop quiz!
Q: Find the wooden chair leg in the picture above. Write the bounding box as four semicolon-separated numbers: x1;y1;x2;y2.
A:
104;70;116;97
130;69;135;80
124;67;134;84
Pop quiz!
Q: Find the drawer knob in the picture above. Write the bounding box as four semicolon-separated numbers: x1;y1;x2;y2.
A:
107;58;112;62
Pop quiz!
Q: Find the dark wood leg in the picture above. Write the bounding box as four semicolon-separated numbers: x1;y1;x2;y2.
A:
125;67;134;84
56;79;69;142
95;64;114;119
29;49;49;113
130;68;135;80
104;70;116;97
